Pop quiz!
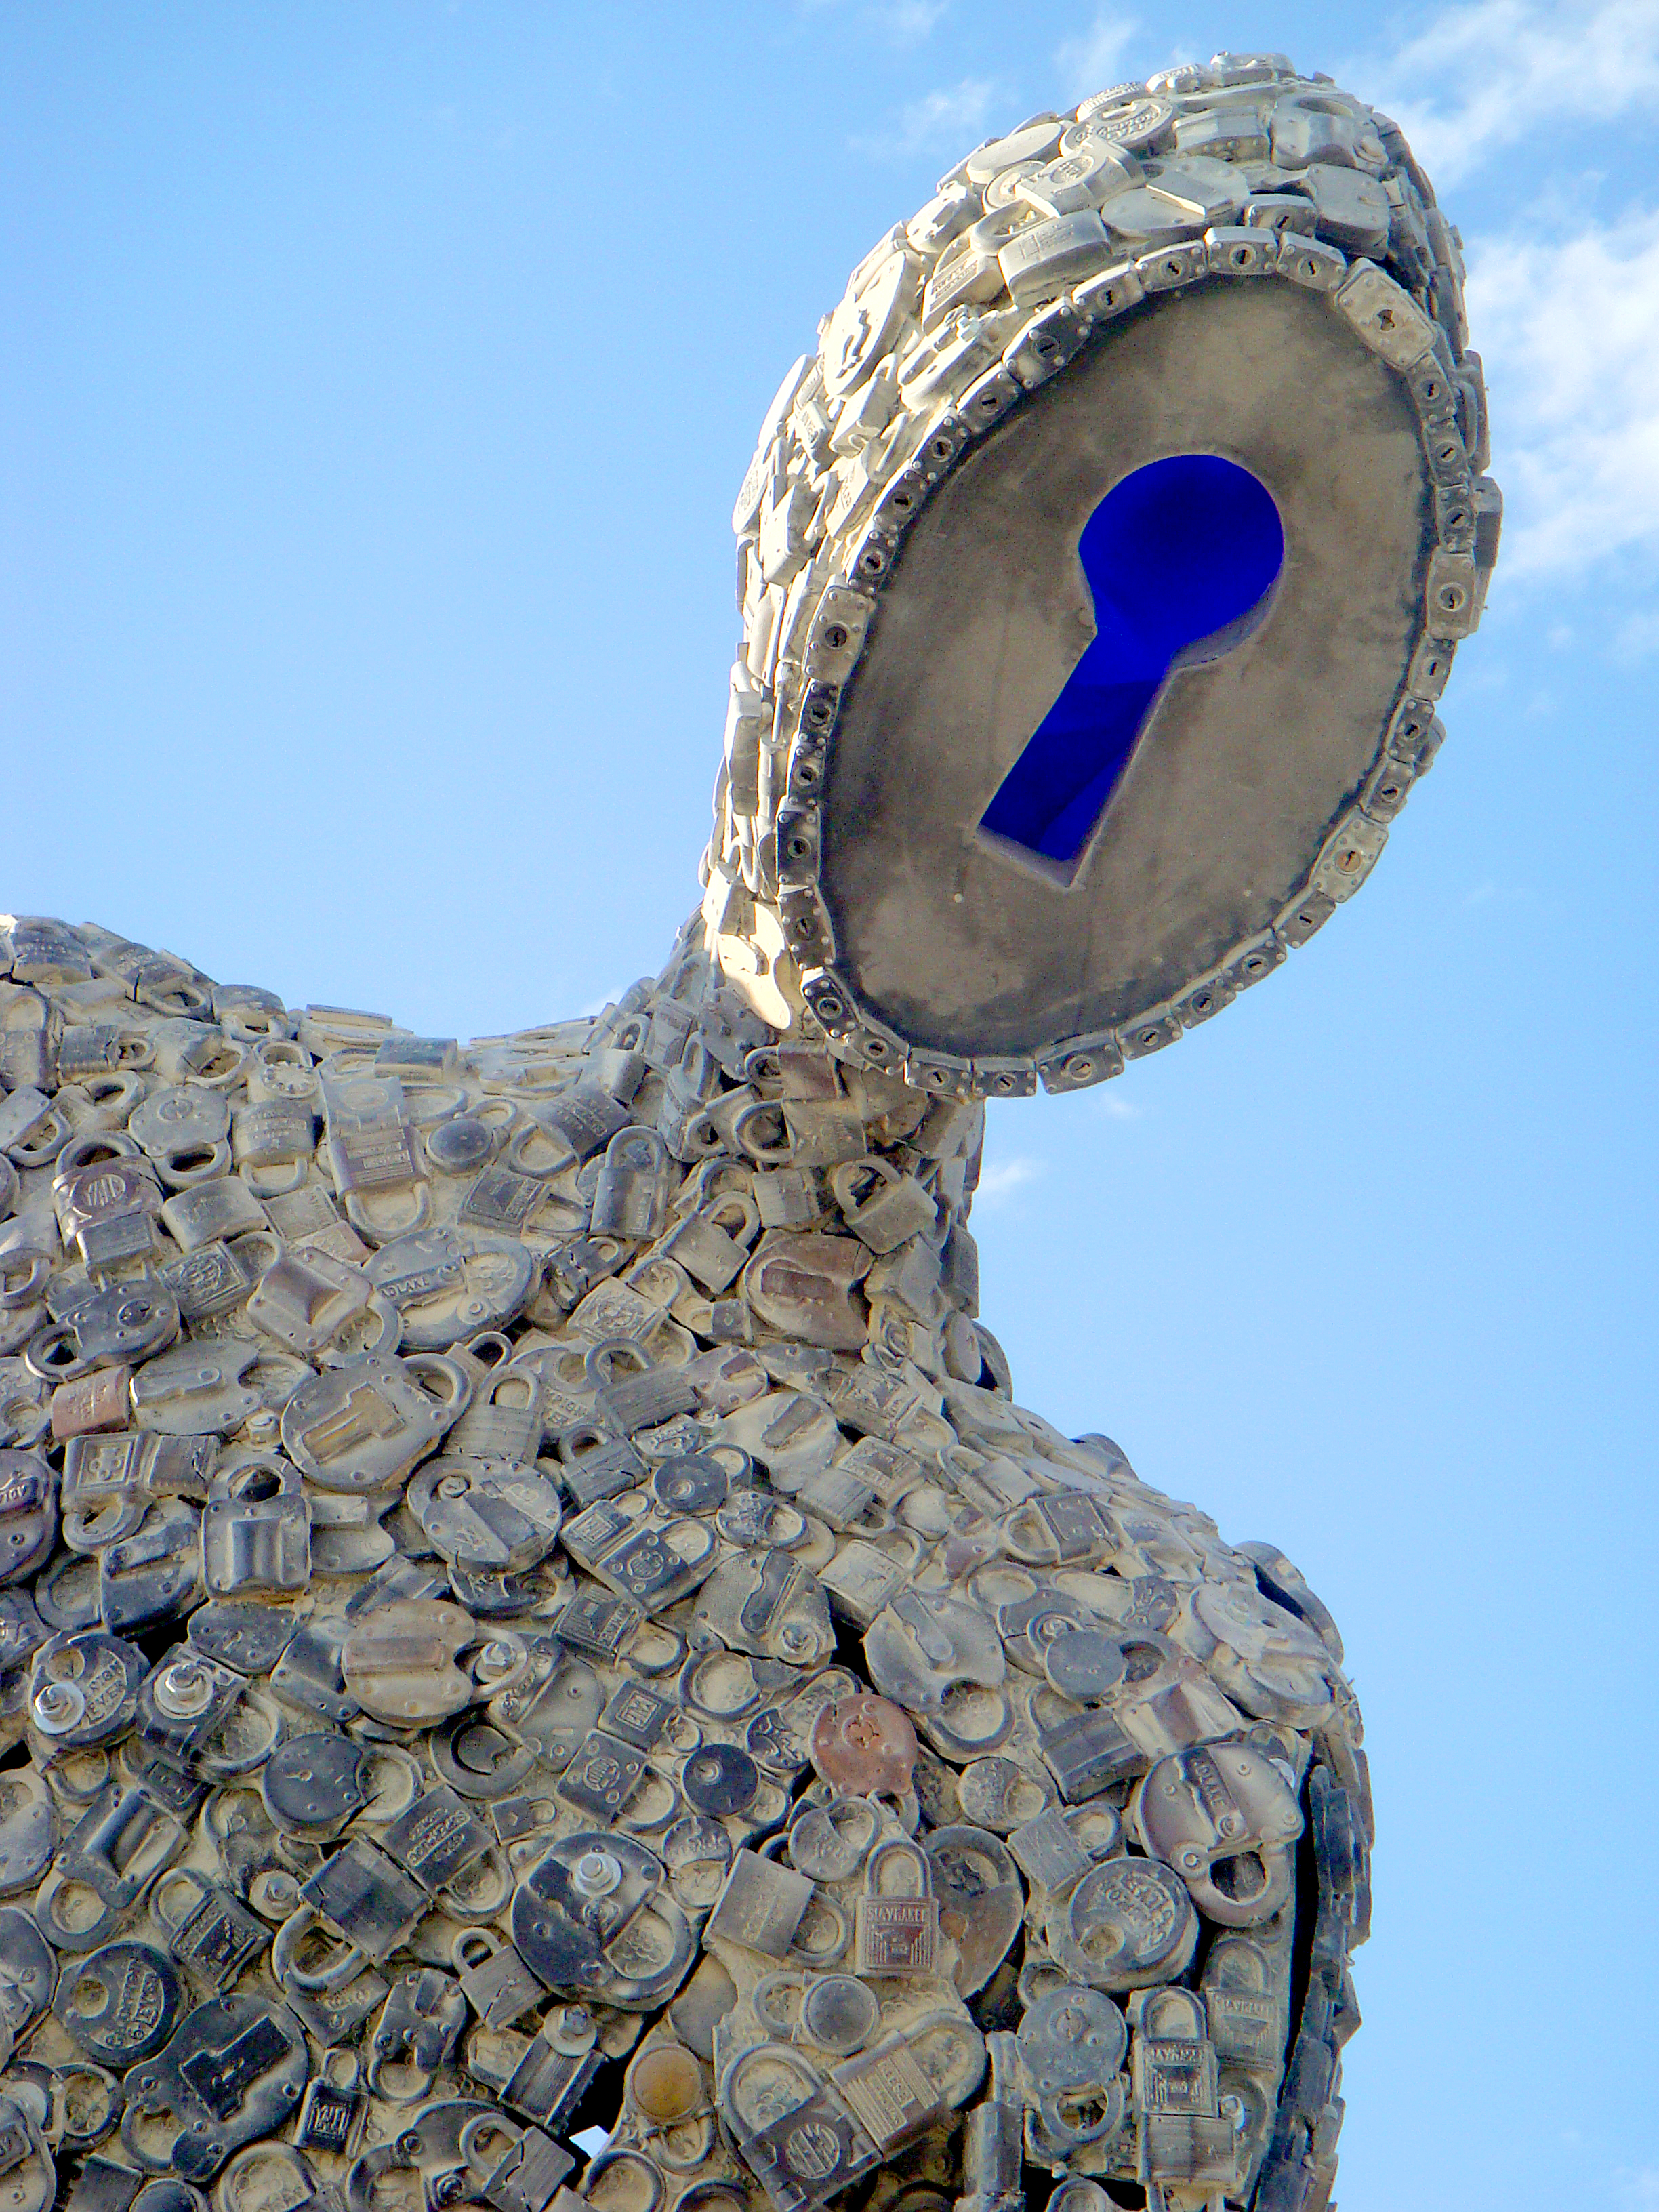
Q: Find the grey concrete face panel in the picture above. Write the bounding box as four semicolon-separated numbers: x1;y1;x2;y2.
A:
823;282;1429;1056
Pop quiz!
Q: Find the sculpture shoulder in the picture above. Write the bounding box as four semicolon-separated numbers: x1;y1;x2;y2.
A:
0;910;1368;2207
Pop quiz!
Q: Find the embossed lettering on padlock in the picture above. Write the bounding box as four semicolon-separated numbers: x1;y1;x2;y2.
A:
853;1838;938;1976
1047;1854;1198;1992
1133;1737;1303;1925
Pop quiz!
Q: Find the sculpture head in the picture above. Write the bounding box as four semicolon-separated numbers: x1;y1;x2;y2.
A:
702;54;1498;1099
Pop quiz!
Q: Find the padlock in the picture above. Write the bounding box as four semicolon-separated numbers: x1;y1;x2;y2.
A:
864;1589;1010;1757
121;1991;309;2182
201;1458;310;1595
147;1866;270;1992
448;1363;545;1463
134;1647;258;1769
694;1547;834;1668
1200;1928;1286;2078
1046;1853;1198;1993
1132;1737;1303;1925
1129;1987;1241;2200
853;1837;939;1976
367;1966;468;2100
242;1248;392;1361
159;1179;270;1254
452;1929;546;2030
586;1337;699;1434
922;1825;1025;1996
720;2042;878;2210
128;1341;261;1438
407;1457;562;1572
52;1938;185;2067
739;1233;869;1351
827;1158;937;1254
367;1226;537;1349
29;1630;147;1752
27;1283;180;1383
0;1906;55;2041
37;1780;186;1950
293;2049;363;2156
280;1352;471;1492
0;2094;55;2212
0;1776;54;1900
340;1599;476;1724
98;1496;204;1633
655;1193;761;1294
0;1448;58;1582
0;1086;73;1169
1015;1983;1129;2154
511;1830;695;2009
1187;1579;1336;1728
562;1500;718;1616
0;983;56;1093
320;1075;431;1240
591;1129;673;1240
128;1087;233;1189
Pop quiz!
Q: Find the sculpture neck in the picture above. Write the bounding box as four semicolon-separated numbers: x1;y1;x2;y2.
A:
575;918;1000;1400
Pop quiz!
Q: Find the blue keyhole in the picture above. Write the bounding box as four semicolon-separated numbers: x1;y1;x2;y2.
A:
977;453;1285;880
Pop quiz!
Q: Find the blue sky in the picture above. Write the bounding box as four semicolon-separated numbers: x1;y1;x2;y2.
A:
3;5;1656;2205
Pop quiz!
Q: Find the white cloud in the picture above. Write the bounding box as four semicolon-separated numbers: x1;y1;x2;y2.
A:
1354;0;1659;186
1096;1091;1141;1119
1613;2170;1659;2211
882;0;949;44
1466;205;1659;577
852;75;1001;160
806;0;949;43
974;1155;1044;1203
1054;12;1142;102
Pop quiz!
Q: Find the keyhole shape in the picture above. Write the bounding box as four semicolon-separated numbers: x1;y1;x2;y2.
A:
977;453;1285;883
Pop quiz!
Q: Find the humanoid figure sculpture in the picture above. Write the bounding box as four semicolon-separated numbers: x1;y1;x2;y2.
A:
0;52;1494;2212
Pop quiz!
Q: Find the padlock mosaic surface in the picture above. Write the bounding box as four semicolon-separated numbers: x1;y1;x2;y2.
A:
0;49;1464;2212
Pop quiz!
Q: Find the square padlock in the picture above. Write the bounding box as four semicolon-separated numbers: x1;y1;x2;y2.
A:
853;1838;939;1975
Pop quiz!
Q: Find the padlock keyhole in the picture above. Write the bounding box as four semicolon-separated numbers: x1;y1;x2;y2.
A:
978;453;1284;882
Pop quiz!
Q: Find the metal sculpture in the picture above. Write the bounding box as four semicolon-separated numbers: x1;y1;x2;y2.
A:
0;51;1496;2212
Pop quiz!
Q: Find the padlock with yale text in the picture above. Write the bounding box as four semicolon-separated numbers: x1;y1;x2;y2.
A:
853;1837;939;1976
1133;1737;1303;1926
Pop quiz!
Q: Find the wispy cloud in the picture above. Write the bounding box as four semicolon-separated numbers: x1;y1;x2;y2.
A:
1614;2169;1659;2211
1353;0;1659;185
1467;205;1659;577
882;0;949;45
806;0;949;44
1054;12;1142;102
974;1155;1044;1204
851;75;1001;159
1097;1092;1141;1120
